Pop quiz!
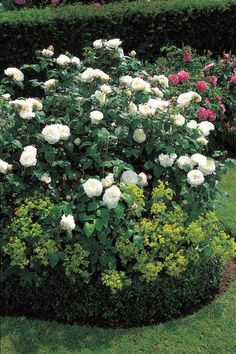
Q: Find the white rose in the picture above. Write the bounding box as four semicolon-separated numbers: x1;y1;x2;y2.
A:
60;214;76;231
40;173;51;184
100;84;112;94
2;93;11;100
177;91;202;108
44;79;58;88
177;156;194;170
79;68;95;82
19;108;35;120
120;170;139;185
133;128;146;143
191;153;207;166
197;136;208;145
171;114;185;126
71;56;80;66
102;185;122;209
159;153;177;167
27;98;43;111
138;172;148;186
94;90;106;105
74;137;81;146
138;104;155;117
56;54;71;65
101;173;114;188
197;121;215;137
57;124;71;140
129;50;136;57
130;78;150;92
0;159;12;174
186;120;198;129
20;146;37;167
82;178;103;198
104;38;122;49
153;75;169;88
93;39;103;49
152;87;164;98
119;75;133;86
90;110;104;125
42;125;61;144
128;102;138;114
187;169;205;187
198;159;216;175
93;69;110;81
4;67;24;82
41;49;54;57
147;98;169;111
11;100;35;120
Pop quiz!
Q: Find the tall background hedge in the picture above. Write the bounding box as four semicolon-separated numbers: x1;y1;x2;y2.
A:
0;0;236;71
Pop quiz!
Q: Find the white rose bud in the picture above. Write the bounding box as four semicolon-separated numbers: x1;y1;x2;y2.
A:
41;49;54;57
153;75;169;88
159;153;177;167
2;93;11;100
71;56;80;66
171;114;185;126
187;169;205;187
100;84;112;94
40;173;51;184
102;185;122;209
56;54;71;65
101;173;114;188
129;50;136;57
133;128;146;143
20;146;37;167
4;67;24;82
60;214;76;231
0;159;13;174
82;178;103;198
152;87;164;98
197;136;208;145
120;170;139;185
93;39;103;49
128;102;138;114
90;110;104;125
74;137;81;146
44;79;58;88
138;172;148;186
94;90;106;105
104;38;122;50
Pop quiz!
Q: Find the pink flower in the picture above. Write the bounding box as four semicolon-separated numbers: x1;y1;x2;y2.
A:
219;59;225;65
220;104;226;116
224;53;230;59
147;77;153;81
177;70;190;81
51;0;60;4
209;76;217;87
15;0;25;4
196;81;208;92
168;74;179;86
213;94;222;103
204;63;214;72
205;98;211;104
183;50;192;62
197;107;209;120
230;74;236;84
207;109;217;121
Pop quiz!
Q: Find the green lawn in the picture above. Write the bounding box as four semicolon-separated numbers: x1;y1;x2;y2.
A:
1;163;236;354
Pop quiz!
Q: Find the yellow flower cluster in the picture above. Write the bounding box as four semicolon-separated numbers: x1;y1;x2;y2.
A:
64;243;90;282
3;237;29;269
101;270;131;294
125;184;145;206
152;180;174;201
34;240;59;266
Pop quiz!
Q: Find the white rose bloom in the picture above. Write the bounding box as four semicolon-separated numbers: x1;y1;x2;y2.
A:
74;137;81;146
152;87;164;98
40;173;51;184
0;159;12;174
128;102;138;114
191;153;207;166
83;178;103;198
56;54;71;65
71;56;80;66
138;104;155;117
138;172;148;186
119;75;133;86
191;92;202;103
90;110;104;125
177;156;194;170
148;98;170;111
93;69;110;81
60;214;76;231
57;124;71;140
130;78;151;92
93;39;103;49
104;38;122;49
186;120;198;129
94;90;106;105
44;79;58;88
101;173;114;188
159;153;177;167
4;67;24;82
10;99;35;120
2;93;11;100
197;121;215;137
20;146;37;167
197;136;208;145
153;75;169;88
177;91;201;108
42;125;61;144
41;49;54;57
19;109;35;120
133;128;146;143
171;114;186;126
129;50;136;57
100;84;112;94
187;169;205;187
198;159;216;175
27;98;43;111
102;185;122;209
120;170;139;185
79;68;95;82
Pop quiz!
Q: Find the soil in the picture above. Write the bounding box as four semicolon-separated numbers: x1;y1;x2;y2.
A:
215;259;236;297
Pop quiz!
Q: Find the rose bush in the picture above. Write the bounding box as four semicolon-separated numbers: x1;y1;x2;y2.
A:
0;39;235;325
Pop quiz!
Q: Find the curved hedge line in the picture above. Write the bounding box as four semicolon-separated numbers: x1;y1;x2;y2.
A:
0;258;223;327
0;0;236;71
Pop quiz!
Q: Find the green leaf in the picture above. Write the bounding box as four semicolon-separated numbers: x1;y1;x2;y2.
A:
44;147;56;164
84;222;95;237
87;201;99;212
100;208;110;223
95;218;103;231
114;204;124;219
144;160;154;170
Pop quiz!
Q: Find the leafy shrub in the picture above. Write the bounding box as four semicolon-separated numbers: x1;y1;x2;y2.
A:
0;40;235;325
0;0;235;71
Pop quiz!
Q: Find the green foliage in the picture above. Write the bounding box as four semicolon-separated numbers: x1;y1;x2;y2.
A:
0;0;235;71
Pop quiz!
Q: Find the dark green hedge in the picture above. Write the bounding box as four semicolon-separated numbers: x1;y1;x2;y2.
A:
0;258;223;327
0;0;236;72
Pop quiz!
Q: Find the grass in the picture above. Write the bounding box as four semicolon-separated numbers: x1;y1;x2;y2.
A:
1;163;236;354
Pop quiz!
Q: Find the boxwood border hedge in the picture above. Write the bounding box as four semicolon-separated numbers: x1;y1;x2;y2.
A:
0;0;236;71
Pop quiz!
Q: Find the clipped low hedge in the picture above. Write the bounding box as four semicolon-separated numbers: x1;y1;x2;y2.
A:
0;258;223;327
0;0;236;71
